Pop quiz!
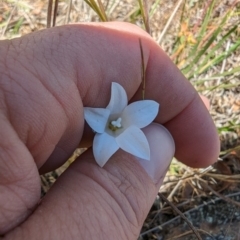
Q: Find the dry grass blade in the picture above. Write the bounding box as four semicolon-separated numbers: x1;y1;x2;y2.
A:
52;0;59;27
84;0;108;21
199;179;240;208
139;39;146;100
204;173;240;182
166;229;214;240
108;0;120;15
158;193;202;240
1;4;17;38
47;0;53;28
221;145;240;158
157;0;184;44
65;0;72;24
216;40;231;84
167;171;188;201
138;0;151;35
97;0;108;21
141;192;240;237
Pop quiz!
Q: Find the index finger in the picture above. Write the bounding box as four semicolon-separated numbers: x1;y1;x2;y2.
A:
78;22;220;168
11;22;218;171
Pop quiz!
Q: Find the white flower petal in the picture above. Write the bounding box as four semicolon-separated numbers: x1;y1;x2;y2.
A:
84;107;110;133
106;82;128;115
93;133;119;167
116;126;150;160
121;100;159;129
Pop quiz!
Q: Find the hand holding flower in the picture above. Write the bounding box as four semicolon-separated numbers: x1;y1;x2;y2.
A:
0;22;219;239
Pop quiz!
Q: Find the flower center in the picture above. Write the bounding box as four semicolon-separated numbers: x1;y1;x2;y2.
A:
109;117;122;131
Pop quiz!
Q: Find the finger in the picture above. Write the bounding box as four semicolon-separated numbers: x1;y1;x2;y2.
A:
200;95;210;110
40;22;217;171
75;22;218;167
2;22;218;170
1;36;84;171
80;93;213;168
129;38;219;167
79;94;210;149
5;124;175;240
0;114;40;234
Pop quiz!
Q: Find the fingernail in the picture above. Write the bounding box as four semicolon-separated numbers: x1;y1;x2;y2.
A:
138;123;175;184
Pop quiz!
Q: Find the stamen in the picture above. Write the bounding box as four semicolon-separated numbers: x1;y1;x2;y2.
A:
111;117;122;128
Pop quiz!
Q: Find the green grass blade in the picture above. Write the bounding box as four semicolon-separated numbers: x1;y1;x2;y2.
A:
149;0;161;18
218;123;240;133
183;10;229;74
199;82;240;92
193;39;240;77
196;25;237;73
182;10;232;77
213;66;240;77
188;1;216;56
13;17;24;34
193;67;240;85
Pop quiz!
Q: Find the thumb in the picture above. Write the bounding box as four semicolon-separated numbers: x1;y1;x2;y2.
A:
5;124;174;240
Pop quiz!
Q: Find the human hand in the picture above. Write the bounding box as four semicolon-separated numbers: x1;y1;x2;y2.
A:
0;22;219;239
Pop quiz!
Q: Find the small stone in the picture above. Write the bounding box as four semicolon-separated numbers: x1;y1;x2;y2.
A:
206;216;213;223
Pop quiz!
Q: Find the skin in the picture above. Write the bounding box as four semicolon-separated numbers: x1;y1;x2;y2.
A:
0;22;219;239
